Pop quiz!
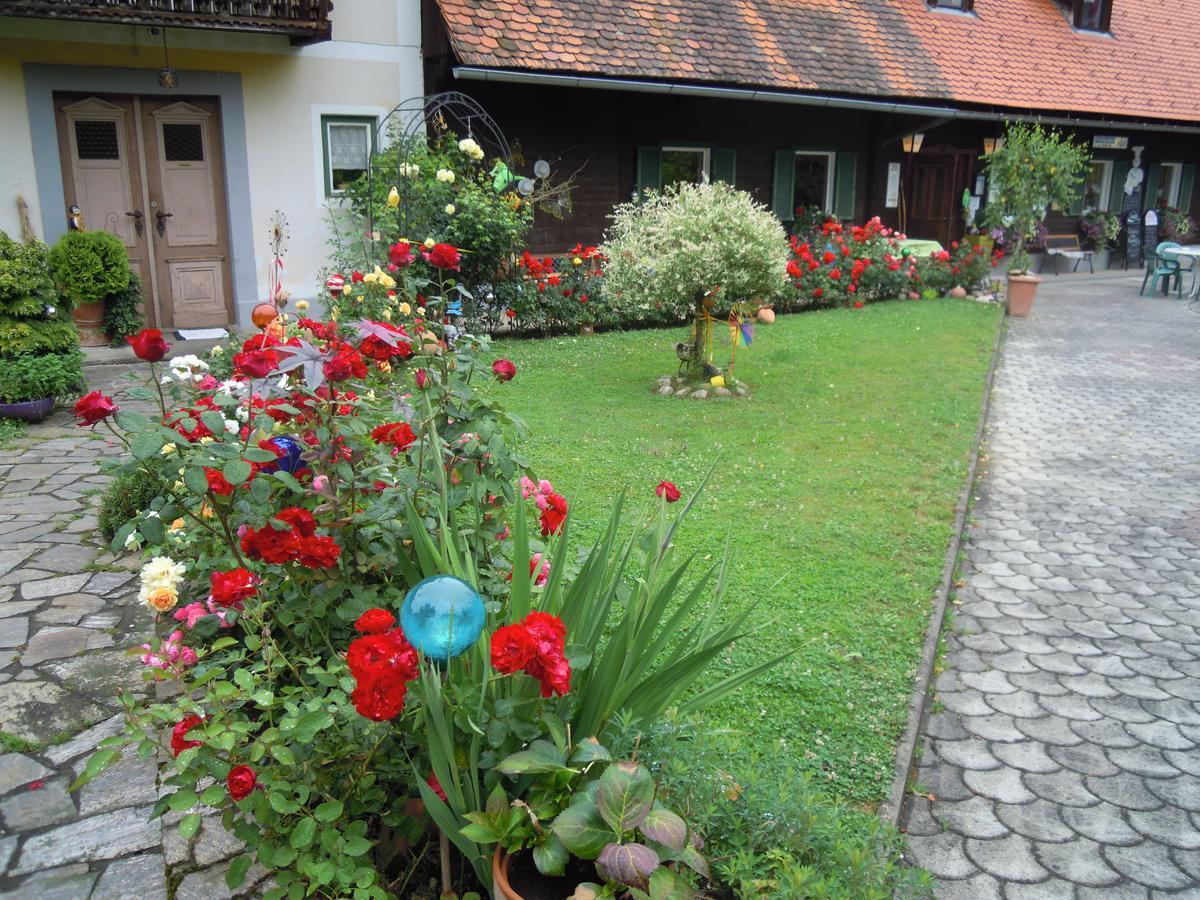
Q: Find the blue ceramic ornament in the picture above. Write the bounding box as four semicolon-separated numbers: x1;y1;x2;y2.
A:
263;435;304;474
400;575;485;663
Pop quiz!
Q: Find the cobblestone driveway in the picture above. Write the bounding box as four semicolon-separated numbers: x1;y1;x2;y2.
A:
905;277;1200;897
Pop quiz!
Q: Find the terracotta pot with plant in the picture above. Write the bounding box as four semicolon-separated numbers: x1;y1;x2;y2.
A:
48;229;133;346
981;122;1089;318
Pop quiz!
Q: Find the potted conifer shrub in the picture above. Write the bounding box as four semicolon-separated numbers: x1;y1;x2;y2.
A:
48;229;132;346
982;123;1089;317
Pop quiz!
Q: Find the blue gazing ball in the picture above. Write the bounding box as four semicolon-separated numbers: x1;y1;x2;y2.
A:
400;575;486;663
264;435;305;474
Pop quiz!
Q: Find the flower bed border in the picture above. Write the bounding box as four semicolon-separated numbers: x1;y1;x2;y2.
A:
880;309;1008;827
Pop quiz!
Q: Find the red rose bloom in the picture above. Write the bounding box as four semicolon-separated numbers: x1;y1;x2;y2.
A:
241;526;302;565
233;349;277;379
127;328;171;362
209;568;258;608
655;481;681;503
351;671;410;721
492;359;517;382
422;243;461;271
539;492;568;536
427;773;448;802
226;765;257;801
490;623;536;673
295;535;341;569
73;391;118;427
275;506;317;536
171;714;203;757
355;608;397;635
371;422;416;451
347;630;419;681
204;468;234;496
389;241;414;269
415;369;429;389
323;347;367;383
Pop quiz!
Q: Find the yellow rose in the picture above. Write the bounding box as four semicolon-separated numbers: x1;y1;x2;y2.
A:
382;308;392;321
145;586;178;613
572;257;583;266
424;238;435;249
169;518;185;532
296;300;310;313
400;302;412;316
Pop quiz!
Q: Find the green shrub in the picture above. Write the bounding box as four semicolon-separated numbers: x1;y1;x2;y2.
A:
103;274;146;342
629;717;932;899
0;315;80;356
0;350;84;403
602;181;790;323
48;230;130;309
0;232;57;318
98;466;164;542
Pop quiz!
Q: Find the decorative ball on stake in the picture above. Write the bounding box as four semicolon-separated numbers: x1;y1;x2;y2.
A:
251;303;279;330
400;575;486;663
260;435;305;475
326;273;346;298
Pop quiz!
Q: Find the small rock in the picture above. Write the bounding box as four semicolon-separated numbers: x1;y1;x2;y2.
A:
734;386;748;397
691;390;708;400
656;384;673;396
673;388;690;397
714;387;731;397
656;376;672;385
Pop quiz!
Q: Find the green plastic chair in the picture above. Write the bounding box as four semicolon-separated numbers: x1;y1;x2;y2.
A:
1142;241;1183;297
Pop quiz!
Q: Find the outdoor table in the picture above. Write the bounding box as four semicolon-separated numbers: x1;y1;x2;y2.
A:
898;238;945;258
1162;245;1200;299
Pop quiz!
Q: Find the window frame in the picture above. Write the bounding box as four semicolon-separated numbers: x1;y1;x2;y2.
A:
1159;161;1184;207
793;150;837;213
321;114;377;198
927;0;974;12
1072;0;1112;32
659;145;711;188
1084;158;1114;211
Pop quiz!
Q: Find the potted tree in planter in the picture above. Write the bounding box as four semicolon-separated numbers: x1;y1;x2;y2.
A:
981;123;1088;316
47;229;133;346
0;231;85;422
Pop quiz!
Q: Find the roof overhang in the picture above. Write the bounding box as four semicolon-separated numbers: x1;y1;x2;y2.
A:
453;66;1200;136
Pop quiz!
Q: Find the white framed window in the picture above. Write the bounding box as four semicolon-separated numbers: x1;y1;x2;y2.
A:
321;115;375;197
794;151;836;214
1084;159;1113;211
660;146;710;188
1158;162;1184;207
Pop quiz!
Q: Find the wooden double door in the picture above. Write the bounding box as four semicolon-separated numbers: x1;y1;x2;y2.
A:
906;149;977;247
55;93;234;329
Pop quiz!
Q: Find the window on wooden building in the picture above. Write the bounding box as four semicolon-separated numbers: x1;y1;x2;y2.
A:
772;150;857;222
1084;160;1113;210
1143;161;1196;213
1072;0;1112;31
635;145;736;193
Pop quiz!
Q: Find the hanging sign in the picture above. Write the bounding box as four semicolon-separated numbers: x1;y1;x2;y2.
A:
1093;135;1129;150
885;163;901;208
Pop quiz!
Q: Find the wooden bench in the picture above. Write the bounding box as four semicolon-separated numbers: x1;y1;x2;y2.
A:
1044;234;1093;275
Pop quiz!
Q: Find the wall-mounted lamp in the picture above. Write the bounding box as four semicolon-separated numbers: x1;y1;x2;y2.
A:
901;133;925;154
982;137;1005;155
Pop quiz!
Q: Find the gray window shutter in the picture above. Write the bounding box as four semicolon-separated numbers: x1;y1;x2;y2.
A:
834;152;857;220
1108;160;1130;213
711;148;736;185
772;150;795;220
1143;162;1161;211
636;146;661;194
1179;164;1196;212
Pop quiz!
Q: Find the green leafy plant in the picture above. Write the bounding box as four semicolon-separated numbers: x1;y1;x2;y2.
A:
0;230;81;358
0;350;84;404
99;465;165;541
103;273;146;342
1160;206;1196;242
981;122;1090;273
47;229;131;309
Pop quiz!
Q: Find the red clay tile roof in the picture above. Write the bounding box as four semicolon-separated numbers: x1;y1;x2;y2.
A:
435;0;1200;124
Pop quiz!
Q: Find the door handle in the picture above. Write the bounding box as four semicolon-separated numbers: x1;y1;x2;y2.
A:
126;210;144;237
155;210;173;238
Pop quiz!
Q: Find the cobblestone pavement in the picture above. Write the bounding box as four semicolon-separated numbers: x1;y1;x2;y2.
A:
904;277;1200;897
0;366;263;899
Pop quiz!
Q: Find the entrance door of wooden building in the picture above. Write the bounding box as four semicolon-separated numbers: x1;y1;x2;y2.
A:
906;149;977;247
54;93;234;330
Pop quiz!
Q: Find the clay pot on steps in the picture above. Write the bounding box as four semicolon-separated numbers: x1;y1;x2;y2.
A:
72;301;109;347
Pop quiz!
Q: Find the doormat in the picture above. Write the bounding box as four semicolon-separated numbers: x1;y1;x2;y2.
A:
175;328;228;341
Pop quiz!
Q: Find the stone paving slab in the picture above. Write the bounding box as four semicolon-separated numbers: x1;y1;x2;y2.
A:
0;385;264;899
904;276;1200;896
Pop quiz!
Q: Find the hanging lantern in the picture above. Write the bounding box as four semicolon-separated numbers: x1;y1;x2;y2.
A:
399;575;486;663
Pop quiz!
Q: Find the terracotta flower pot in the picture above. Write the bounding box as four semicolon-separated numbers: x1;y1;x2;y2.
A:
1006;273;1041;317
72;300;109;347
493;847;522;900
579;323;595;336
0;396;54;422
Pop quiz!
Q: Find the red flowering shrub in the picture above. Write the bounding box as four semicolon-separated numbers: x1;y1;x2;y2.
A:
347;628;420;721
226;764;257;800
490;611;571;697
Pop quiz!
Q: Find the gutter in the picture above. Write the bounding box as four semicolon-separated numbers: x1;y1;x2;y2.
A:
452;66;1200;135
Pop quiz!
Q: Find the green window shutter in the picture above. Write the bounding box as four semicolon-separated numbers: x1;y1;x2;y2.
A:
772;150;795;221
711;148;736;185
834;152;857;220
1179;164;1196;212
1069;177;1086;216
636;146;661;194
1143;162;1161;210
1108;160;1130;212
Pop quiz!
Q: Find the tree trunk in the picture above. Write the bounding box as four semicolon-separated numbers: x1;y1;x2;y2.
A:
691;291;707;369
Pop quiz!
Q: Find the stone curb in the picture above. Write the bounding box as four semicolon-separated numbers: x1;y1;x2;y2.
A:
878;306;1009;827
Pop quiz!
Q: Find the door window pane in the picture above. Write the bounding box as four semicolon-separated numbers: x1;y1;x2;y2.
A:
323;117;374;196
661;148;709;189
162;123;205;162
793;153;832;215
74;120;119;160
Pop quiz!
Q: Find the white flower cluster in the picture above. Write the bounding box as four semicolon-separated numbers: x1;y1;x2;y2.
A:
436;168;456;184
138;555;186;613
163;354;210;385
457;138;485;161
601;181;790;322
399;162;420;178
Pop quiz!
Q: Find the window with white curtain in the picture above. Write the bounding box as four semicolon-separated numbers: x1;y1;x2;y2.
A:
322;115;376;196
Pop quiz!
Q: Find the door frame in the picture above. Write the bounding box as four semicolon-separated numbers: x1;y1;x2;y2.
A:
23;64;256;329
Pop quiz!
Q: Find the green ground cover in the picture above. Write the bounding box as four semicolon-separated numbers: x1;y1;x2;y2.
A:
494;298;1001;807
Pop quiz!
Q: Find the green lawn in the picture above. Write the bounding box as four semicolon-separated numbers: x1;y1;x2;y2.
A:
492;298;1001;807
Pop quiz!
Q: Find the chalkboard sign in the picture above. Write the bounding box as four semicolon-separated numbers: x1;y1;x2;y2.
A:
1143;212;1159;267
1126;210;1143;268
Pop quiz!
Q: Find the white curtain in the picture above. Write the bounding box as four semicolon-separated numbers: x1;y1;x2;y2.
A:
329;124;368;168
